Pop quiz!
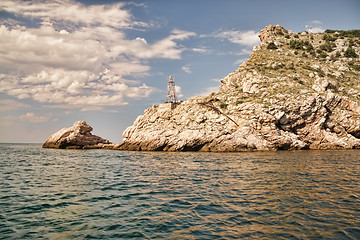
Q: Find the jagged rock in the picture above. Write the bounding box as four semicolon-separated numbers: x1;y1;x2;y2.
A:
43;121;113;149
115;24;360;152
258;24;288;43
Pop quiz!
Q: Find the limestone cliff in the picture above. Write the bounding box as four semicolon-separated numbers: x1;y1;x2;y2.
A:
43;121;113;149
116;25;360;151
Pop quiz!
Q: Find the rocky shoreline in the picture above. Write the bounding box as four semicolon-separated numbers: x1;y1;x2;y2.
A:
43;25;360;151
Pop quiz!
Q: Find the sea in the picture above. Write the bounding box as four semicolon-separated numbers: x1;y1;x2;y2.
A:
0;143;359;240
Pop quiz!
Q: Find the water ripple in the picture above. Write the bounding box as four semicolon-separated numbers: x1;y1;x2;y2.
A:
0;144;359;239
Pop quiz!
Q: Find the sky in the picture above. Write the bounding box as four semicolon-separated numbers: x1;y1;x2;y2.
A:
0;0;359;143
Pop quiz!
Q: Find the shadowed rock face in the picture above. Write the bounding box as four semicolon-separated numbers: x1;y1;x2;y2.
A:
42;121;112;149
115;24;360;152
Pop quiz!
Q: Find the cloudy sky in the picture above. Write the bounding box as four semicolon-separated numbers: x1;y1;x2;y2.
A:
0;0;359;143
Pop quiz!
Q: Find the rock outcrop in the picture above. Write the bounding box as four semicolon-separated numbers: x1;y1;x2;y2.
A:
258;24;289;42
115;25;360;152
43;121;113;149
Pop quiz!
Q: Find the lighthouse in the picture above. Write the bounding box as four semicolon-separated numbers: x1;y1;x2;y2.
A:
165;75;177;103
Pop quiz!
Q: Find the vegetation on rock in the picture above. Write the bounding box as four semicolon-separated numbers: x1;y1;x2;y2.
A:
116;25;360;152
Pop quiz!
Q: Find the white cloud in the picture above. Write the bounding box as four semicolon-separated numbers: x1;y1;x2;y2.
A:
210;78;221;83
175;85;184;98
198;86;219;97
115;29;196;59
0;99;29;112
182;64;192;74
235;49;253;56
308;20;325;33
214;29;260;46
0;115;16;126
0;0;136;29
20;112;52;123
310;20;323;25
234;58;249;66
0;1;195;111
311;27;325;33
192;47;209;53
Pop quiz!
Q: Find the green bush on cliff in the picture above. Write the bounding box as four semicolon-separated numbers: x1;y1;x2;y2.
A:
290;40;303;49
290;40;313;51
344;46;358;58
220;102;228;109
320;42;335;52
267;42;278;49
306;43;314;52
349;62;360;71
325;29;360;38
319;51;328;58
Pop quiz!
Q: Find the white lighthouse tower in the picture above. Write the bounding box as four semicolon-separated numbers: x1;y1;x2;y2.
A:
165;75;177;103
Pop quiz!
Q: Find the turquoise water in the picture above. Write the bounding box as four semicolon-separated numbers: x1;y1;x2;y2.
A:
1;144;359;239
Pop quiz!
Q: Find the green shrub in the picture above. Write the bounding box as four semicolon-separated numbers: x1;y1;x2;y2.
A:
290;40;303;49
325;29;360;38
320;42;334;52
220;102;228;109
319;52;328;58
306;43;314;51
267;42;278;49
323;34;337;41
290;40;313;51
344;46;358;58
349;62;360;71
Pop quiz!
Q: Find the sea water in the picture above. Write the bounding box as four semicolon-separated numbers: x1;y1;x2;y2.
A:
0;143;359;239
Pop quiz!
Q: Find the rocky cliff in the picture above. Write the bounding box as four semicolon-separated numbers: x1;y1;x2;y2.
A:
116;25;360;151
43;121;113;149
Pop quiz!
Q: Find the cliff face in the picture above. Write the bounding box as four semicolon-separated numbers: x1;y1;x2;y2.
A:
116;25;360;151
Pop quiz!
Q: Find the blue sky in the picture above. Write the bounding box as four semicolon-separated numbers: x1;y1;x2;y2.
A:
0;0;359;143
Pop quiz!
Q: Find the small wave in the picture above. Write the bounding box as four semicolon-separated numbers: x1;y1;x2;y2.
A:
1;144;359;240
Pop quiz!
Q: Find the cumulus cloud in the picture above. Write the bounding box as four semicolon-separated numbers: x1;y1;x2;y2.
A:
234;58;250;66
311;26;325;33
310;20;323;25
192;47;209;53
214;29;260;46
20;112;52;123
0;99;29;112
114;29;196;59
175;85;184;98
308;20;325;33
182;64;192;74
0;0;195;111
0;0;136;29
198;86;219;97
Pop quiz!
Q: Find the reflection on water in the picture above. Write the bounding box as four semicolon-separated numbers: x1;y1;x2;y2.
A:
0;144;359;239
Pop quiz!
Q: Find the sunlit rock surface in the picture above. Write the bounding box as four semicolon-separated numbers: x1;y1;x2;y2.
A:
116;25;360;151
43;121;113;149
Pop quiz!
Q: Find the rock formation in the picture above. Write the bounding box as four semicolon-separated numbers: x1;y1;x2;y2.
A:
43;121;113;149
115;24;360;151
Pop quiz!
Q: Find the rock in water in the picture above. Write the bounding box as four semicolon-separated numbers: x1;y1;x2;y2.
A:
116;24;360;152
43;121;112;149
